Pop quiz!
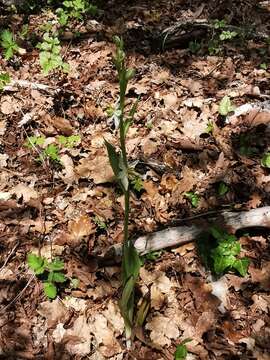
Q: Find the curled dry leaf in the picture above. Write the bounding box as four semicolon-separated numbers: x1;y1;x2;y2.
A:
68;214;95;245
0;154;9;168
46;115;74;136
11;183;38;202
90;313;122;357
0;96;20;114
37;299;68;328
64;316;92;356
60;154;76;184
146;315;179;346
76;155;115;184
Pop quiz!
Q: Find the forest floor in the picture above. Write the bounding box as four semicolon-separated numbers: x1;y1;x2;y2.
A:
0;0;270;359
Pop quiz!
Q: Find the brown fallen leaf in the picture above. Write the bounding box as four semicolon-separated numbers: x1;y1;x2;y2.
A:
76;155;115;184
11;183;39;203
46;114;73;135
37;299;69;328
68;214;95;245
60;154;77;184
145;315;179;346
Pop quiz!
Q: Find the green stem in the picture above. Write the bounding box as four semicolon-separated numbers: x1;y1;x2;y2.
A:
123;188;130;244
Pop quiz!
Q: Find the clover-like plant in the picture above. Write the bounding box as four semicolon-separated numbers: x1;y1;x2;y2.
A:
0;29;19;60
27;253;67;299
105;37;142;343
0;72;11;90
198;226;249;277
37;33;69;74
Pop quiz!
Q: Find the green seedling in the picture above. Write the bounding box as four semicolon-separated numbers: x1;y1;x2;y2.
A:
93;215;107;230
0;29;20;60
260;63;268;70
25;135;45;149
37;33;69;74
261;152;270;168
57;135;81;148
174;339;192;360
219;30;238;41
57;0;98;26
205;120;214;134
24;136;61;163
40;144;60;163
219;96;235;116
27;253;67;299
105;36;142;344
143;250;163;262
218;182;229;196
185;191;199;208
213;19;226;29
188;40;200;54
0;72;11;90
198;226;249;276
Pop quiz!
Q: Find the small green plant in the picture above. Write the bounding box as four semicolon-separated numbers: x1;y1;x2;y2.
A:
188;40;200;54
57;135;81;148
25;135;45;149
0;29;19;60
213;19;226;29
143;250;163;262
218;95;235;116
105;36;141;344
185;191;199;207
93;215;107;230
260;63;268;70
198;227;249;277
40;144;60;163
57;0;98;26
24;136;61;163
208;19;239;55
27;253;67;299
205;120;214;134
219;30;238;41
174;339;192;360
0;72;11;90
37;33;69;74
218;182;229;196
261;152;270;168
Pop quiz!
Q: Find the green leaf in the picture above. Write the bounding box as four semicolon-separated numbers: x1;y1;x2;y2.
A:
44;144;60;162
122;243;141;284
212;254;236;274
125;68;135;81
184;191;199;207
210;225;226;241
175;339;192;359
219;96;235;116
43;282;57;299
233;258;249;276
219;31;238;41
0;72;11;90
47;259;65;271
104;139;120;177
144;250;163;261
218;182;229;196
48;272;67;283
261;152;270;168
27;253;45;275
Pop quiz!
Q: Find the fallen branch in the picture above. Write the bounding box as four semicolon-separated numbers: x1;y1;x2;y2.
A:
3;79;59;94
155;19;269;50
105;207;270;259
